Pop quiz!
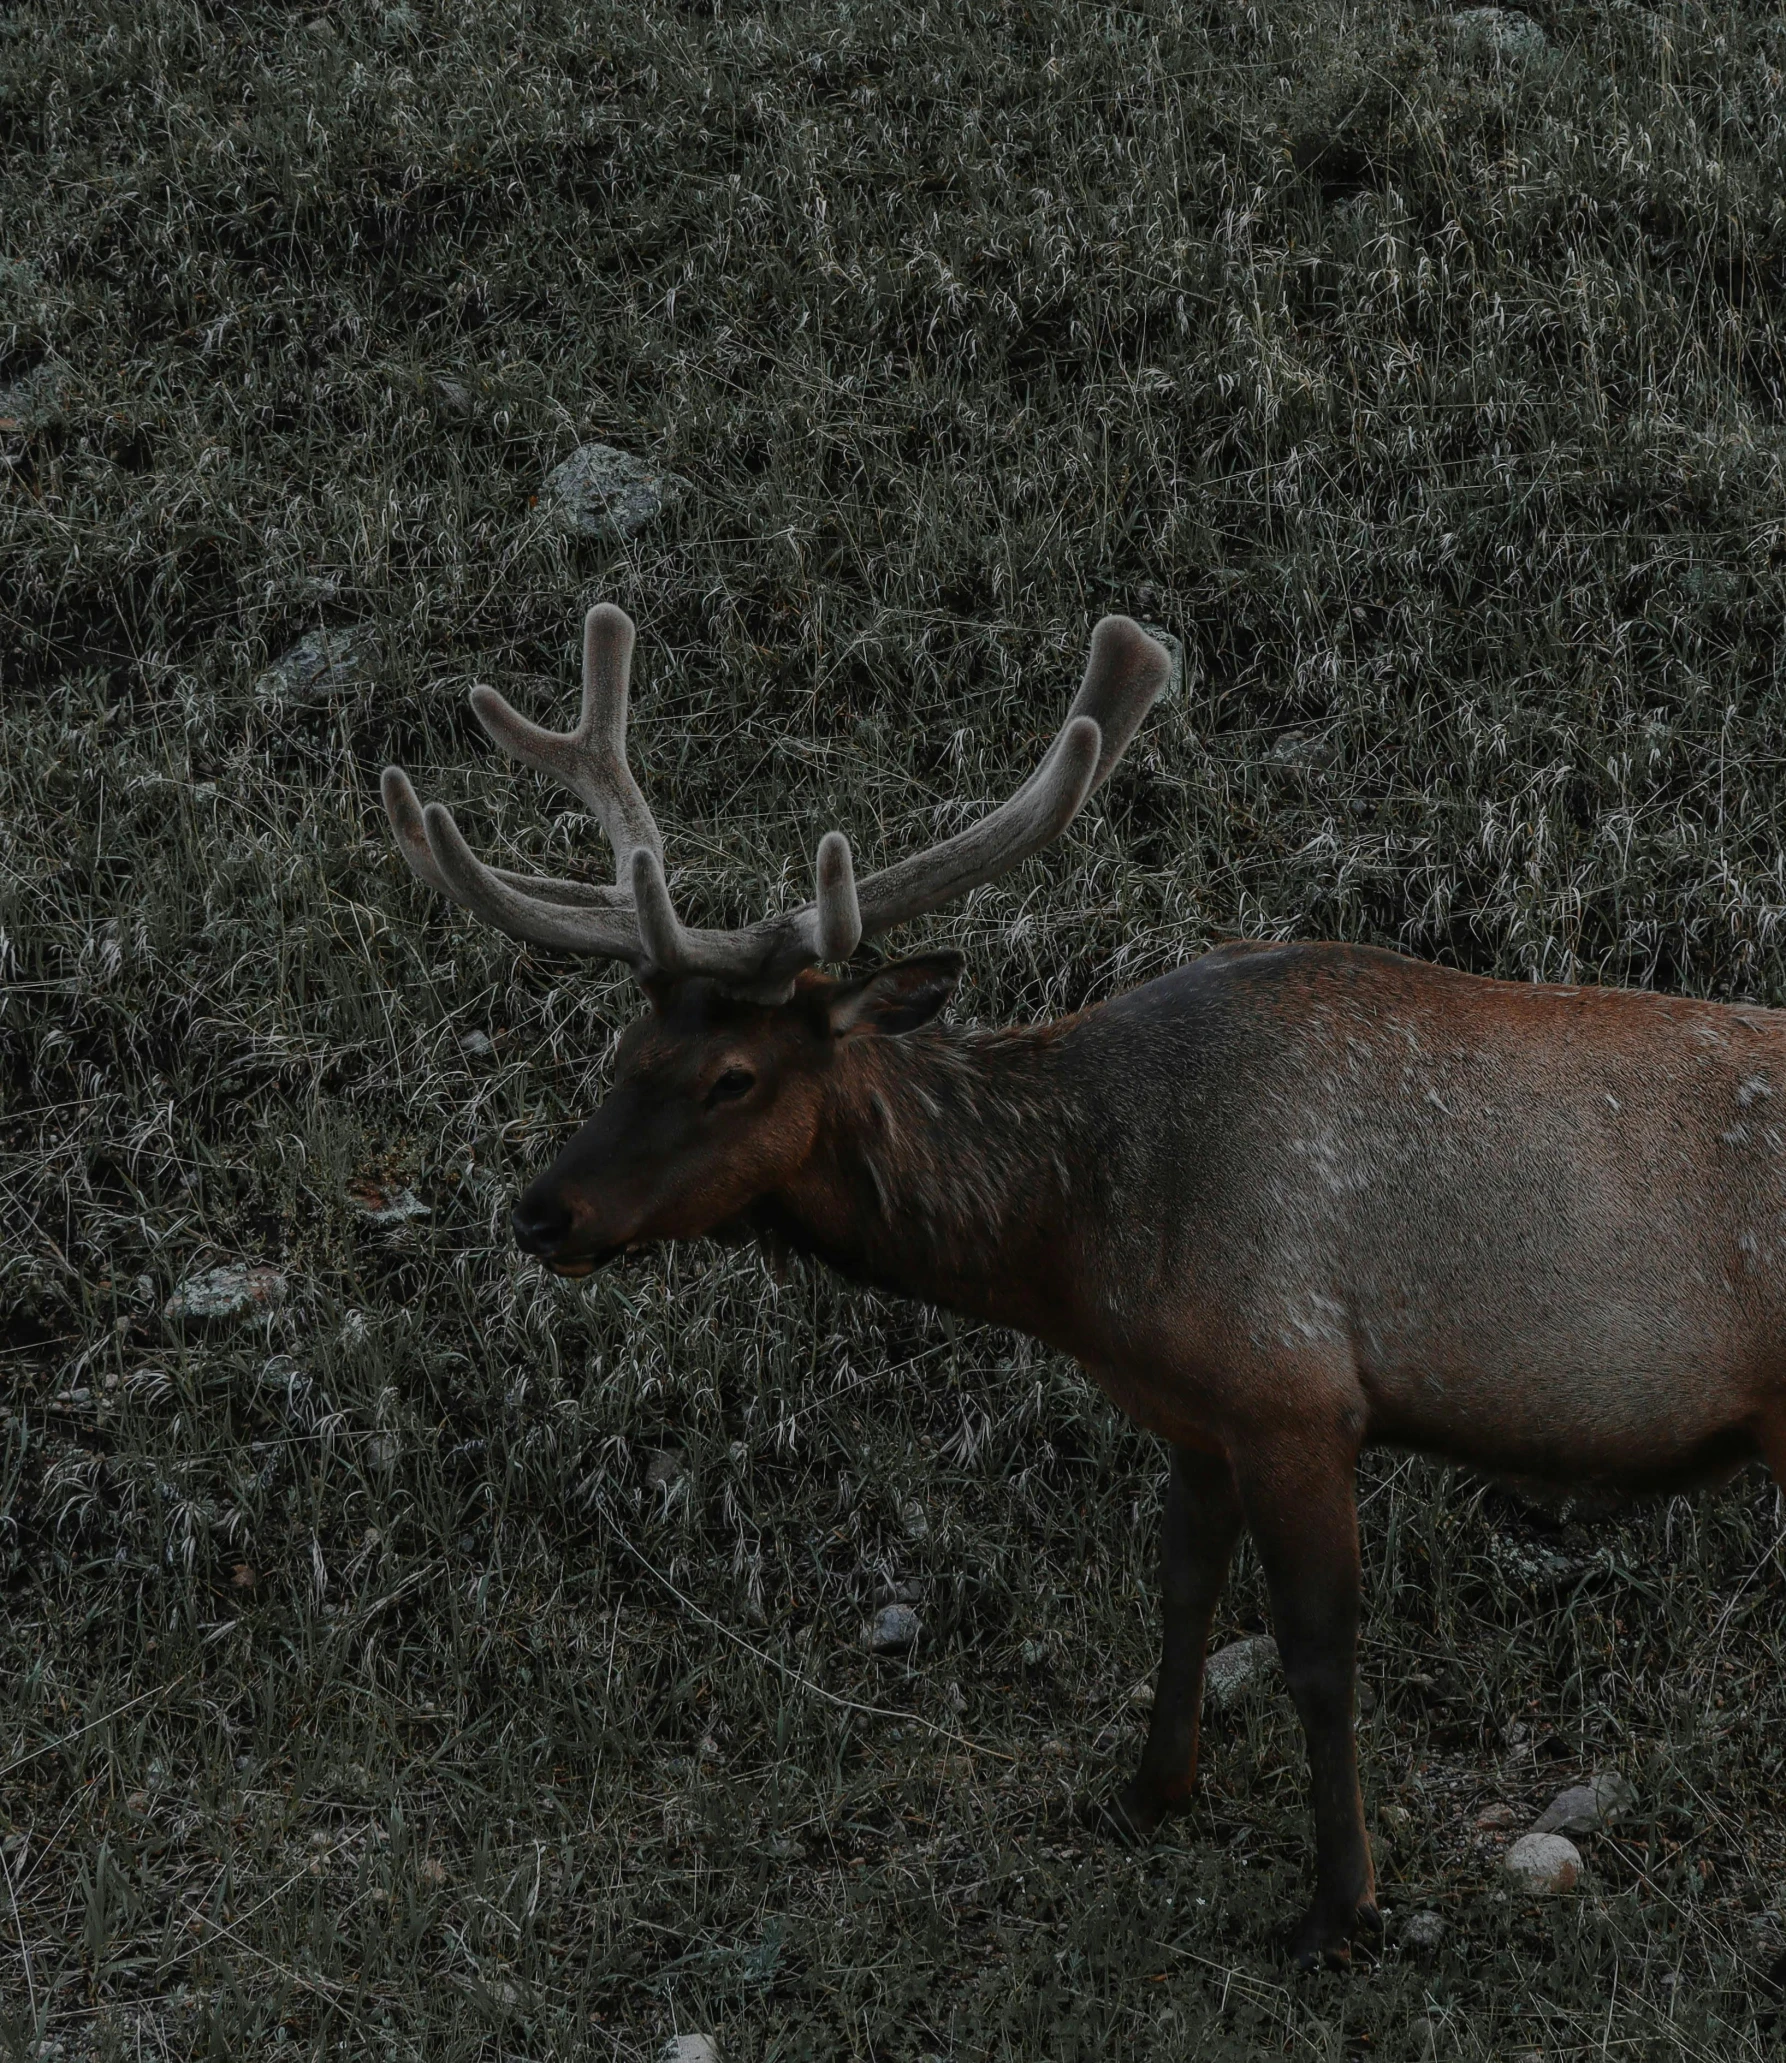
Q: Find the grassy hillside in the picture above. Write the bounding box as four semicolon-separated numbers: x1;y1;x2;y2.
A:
4;0;1786;2055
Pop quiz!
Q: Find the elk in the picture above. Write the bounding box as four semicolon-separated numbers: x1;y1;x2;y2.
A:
384;603;1786;1968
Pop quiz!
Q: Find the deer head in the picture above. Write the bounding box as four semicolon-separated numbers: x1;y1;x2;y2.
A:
382;605;1172;1273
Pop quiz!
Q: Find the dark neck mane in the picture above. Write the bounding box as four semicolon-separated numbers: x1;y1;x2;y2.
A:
767;1018;1090;1329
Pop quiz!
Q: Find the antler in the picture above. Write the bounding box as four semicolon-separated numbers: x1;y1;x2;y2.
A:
382;607;1172;1000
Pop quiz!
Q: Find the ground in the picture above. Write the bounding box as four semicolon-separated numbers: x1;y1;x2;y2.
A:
5;0;1786;2056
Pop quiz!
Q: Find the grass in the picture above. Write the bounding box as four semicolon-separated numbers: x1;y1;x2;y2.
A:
4;0;1786;2054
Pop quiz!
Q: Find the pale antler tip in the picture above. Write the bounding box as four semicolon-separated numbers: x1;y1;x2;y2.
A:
1089;612;1172;679
629;844;684;975
815;829;862;962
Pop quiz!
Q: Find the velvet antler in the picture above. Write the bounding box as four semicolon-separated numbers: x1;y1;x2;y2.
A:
383;608;1172;999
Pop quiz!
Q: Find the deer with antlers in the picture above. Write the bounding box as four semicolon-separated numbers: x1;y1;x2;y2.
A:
385;603;1786;1967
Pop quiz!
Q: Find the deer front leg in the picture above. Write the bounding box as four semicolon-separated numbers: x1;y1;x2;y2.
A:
1235;1431;1376;1969
1101;1444;1243;1840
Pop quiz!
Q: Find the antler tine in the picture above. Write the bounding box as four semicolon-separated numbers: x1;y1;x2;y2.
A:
382;766;633;912
1065;613;1177;794
813;830;863;962
846;614;1170;941
468;603;664;888
850;718;1103;937
619;828;863;998
419;801;646;962
382;765;454;900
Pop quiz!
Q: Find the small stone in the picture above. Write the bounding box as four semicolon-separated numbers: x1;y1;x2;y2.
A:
164;1265;287;1325
459;1029;495;1058
1450;7;1548;62
645;1448;686;1491
1475;1801;1520;1830
1530;1784;1597;1835
661;2039;721;2063
345;1179;432;1228
255;628;369;709
1592;1769;1639;1822
899;1498;930;1540
544;442;688;541
1400;1909;1446;1952
1203;1634;1281;1711
1532;1770;1637;1836
1503;1831;1581;1894
866;1603;920;1653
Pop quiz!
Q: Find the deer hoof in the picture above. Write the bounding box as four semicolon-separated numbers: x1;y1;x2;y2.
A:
1081;1779;1179;1846
1287;1895;1381;1972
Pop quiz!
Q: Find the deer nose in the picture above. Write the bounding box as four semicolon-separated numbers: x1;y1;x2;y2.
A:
511;1191;573;1255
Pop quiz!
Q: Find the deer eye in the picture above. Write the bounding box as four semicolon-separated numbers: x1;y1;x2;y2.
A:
706;1066;756;1107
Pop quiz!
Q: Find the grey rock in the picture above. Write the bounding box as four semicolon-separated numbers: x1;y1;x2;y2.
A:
1400;1908;1447;1952
1204;1634;1281;1710
256;628;369;708
545;442;688;541
432;374;475;417
1530;1784;1597;1836
645;1448;687;1491
1592;1769;1639;1822
1451;7;1548;62
1531;1770;1637;1836
899;1498;930;1541
1503;1831;1581;1894
459;1029;495;1058
662;2039;721;2063
866;1603;921;1653
165;1265;287;1325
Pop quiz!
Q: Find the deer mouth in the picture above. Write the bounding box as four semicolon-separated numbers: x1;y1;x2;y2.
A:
543;1245;623;1279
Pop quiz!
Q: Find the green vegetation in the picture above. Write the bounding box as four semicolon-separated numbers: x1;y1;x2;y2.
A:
4;0;1786;2054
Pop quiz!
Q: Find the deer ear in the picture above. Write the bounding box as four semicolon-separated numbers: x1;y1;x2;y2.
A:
824;952;964;1038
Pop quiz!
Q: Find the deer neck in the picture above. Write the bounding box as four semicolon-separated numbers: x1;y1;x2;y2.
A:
770;1022;1089;1338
